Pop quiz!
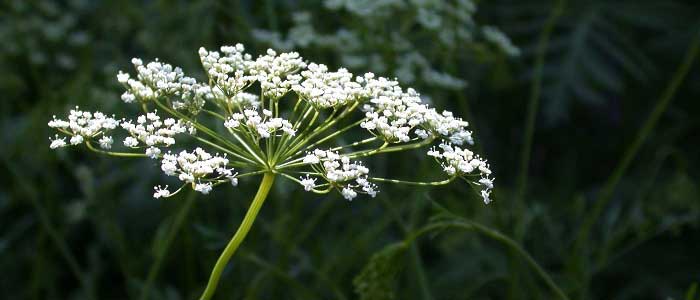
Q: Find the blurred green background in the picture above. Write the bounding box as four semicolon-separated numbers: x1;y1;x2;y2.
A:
2;0;700;299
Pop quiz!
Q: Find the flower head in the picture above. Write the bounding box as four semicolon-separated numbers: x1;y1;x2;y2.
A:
48;43;493;203
48;107;119;149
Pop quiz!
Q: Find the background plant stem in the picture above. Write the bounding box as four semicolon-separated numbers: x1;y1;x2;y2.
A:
139;190;197;300
515;0;566;219
510;1;566;298
574;28;700;247
407;218;570;300
5;159;96;300
569;27;700;299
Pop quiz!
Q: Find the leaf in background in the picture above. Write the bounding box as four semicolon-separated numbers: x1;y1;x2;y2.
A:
353;242;406;300
151;214;176;259
686;283;698;300
504;0;680;124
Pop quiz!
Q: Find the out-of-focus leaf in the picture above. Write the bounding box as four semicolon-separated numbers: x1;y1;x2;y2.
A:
353;242;406;300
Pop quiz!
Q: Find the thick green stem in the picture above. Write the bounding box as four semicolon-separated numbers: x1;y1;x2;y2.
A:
199;173;276;300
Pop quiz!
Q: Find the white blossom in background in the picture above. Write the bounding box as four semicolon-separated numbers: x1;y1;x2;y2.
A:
324;0;403;17
252;0;517;90
49;43;493;203
482;26;521;57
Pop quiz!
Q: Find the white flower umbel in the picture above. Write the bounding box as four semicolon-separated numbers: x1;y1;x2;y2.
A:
48;107;119;149
224;109;295;139
48;43;495;300
292;63;363;109
120;111;190;154
160;148;235;193
291;149;377;200
248;48;306;99
199;44;254;97
427;143;494;203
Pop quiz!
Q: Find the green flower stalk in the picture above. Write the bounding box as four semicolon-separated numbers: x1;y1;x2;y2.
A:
48;43;494;299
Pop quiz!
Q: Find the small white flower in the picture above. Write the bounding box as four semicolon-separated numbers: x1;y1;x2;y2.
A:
257;127;271;138
303;153;320;164
117;71;130;83
481;189;492;204
364;187;377;197
48;116;70;128
224;118;240;128
99;136;113;149
179;173;195;183
300;176;316;191
49;135;67;149
415;129;429;139
70;135;84;145
194;182;213;194
146;146;161;159
153;185;171;198
121;92;136;103
478;177;494;189
124;137;139;147
341;188;357;200
161;159;177;176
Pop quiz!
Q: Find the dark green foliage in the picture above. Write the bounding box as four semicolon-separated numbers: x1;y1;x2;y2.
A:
501;0;694;124
353;243;406;300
